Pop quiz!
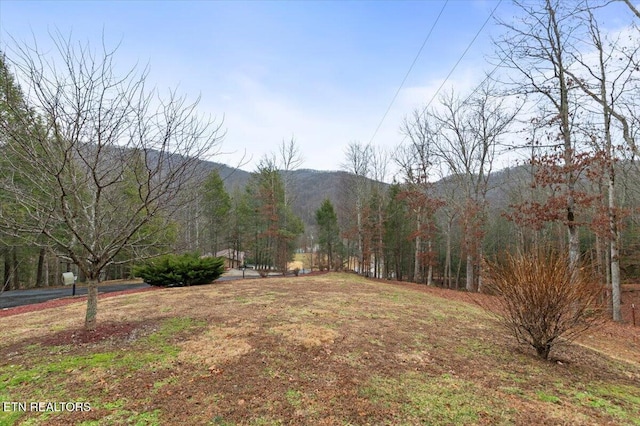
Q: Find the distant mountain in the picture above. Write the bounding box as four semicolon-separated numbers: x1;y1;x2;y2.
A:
287;169;359;228
205;162;252;192
198;159;533;233
196;161;382;232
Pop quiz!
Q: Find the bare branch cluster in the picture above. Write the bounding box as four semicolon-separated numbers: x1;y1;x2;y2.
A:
483;247;605;359
0;33;223;329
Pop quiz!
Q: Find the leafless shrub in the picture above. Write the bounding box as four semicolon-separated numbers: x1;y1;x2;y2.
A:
483;248;605;360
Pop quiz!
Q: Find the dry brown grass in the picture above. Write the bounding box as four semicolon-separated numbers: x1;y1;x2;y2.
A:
178;324;255;368
270;323;339;349
1;273;639;426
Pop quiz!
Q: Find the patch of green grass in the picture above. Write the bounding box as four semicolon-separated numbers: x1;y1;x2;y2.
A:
48;324;68;333
263;367;281;379
285;389;303;408
536;391;561;404
132;316;206;367
210;415;237;425
0;408;24;426
120;348;176;370
142;317;206;346
547;379;640;425
359;311;399;320
234;296;250;304
78;408;161;426
152;376;178;391
0;317;204;422
571;384;640;425
454;337;501;358
128;409;161;425
429;310;447;321
247;417;284;425
0;351;118;392
500;386;525;396
102;399;126;410
379;291;404;303
498;371;529;385
592;383;640;407
367;338;384;347
50;352;118;374
360;372;514;424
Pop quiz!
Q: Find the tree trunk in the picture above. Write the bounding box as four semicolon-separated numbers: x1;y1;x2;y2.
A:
594;234;604;285
427;239;433;286
2;247;10;292
377;202;384;279
477;246;483;292
356;200;364;275
466;252;474;291
445;219;452;288
11;247;19;290
455;248;463;290
43;250;49;287
36;247;46;287
85;279;98;331
414;210;421;283
567;223;580;281
609;172;622;321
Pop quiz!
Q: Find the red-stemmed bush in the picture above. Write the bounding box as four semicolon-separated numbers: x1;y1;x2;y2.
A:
483;248;605;360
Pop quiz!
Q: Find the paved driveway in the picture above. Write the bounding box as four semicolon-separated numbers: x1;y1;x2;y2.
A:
0;282;149;309
0;270;273;309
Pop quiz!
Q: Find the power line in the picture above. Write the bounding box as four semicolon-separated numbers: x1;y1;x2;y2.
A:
400;0;504;144
419;0;503;122
367;0;449;145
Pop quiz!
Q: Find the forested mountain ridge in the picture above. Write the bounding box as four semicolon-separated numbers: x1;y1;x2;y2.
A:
205;159;524;232
204;162;377;231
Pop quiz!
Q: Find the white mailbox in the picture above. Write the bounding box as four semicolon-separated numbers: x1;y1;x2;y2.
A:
62;272;76;285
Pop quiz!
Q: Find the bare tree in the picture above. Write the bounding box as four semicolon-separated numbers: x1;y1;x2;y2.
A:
342;141;372;275
0;34;223;330
561;1;640;321
495;0;583;274
397;108;441;285
430;85;518;291
621;0;640;20
369;145;389;279
277;136;304;210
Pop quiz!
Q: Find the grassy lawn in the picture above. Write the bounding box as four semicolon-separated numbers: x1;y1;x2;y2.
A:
0;272;638;425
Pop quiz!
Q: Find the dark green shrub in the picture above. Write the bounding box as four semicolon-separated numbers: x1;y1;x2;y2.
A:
133;253;225;287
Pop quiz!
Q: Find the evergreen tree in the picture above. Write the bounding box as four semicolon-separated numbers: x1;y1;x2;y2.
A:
245;160;303;271
315;199;342;270
383;184;414;281
201;170;231;255
0;52;47;290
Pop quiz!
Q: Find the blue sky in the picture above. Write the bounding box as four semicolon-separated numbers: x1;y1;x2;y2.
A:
1;0;520;173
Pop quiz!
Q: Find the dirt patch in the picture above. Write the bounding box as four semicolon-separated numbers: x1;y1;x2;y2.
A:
37;320;154;346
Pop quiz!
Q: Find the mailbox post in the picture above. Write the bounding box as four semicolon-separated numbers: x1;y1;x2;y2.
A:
62;272;77;296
